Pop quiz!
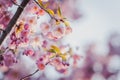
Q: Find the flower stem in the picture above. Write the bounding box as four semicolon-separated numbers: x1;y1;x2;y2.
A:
34;0;58;21
20;69;39;80
11;0;23;9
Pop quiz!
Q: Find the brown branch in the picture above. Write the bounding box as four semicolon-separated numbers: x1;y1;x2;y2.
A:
20;61;51;80
20;69;39;80
0;0;30;46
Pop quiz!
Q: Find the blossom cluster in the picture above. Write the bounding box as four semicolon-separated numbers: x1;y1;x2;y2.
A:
0;0;13;29
0;0;81;79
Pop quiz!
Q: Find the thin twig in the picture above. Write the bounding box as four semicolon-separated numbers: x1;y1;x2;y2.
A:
34;0;58;21
11;0;23;9
20;69;39;80
20;61;51;80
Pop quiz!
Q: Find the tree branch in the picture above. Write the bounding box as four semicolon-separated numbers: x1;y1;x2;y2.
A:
34;0;58;21
0;0;30;46
11;0;23;9
20;69;39;80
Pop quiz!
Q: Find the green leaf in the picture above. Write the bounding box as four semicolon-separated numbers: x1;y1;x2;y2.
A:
47;9;54;16
38;0;44;7
44;2;49;8
64;21;70;27
49;53;56;58
51;45;61;54
57;6;62;17
48;49;56;53
59;53;67;61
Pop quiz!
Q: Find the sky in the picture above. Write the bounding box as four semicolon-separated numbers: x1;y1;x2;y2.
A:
64;0;120;51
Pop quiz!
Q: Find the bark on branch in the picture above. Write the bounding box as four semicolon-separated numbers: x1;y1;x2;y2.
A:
0;0;30;46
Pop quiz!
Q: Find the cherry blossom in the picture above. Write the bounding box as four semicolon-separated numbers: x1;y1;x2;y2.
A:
0;0;82;80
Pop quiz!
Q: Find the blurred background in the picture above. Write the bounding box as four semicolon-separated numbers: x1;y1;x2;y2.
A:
63;0;120;80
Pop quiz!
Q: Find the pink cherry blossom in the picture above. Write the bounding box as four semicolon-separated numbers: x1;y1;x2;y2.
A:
40;22;51;35
52;26;65;39
23;49;34;56
3;51;17;67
